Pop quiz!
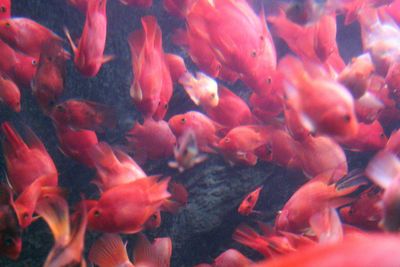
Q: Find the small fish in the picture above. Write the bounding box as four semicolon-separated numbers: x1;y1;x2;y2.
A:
168;129;208;173
31;40;66;113
0;18;62;57
238;186;263;216
65;0;112;77
179;71;219;108
133;233;172;267
50;99;116;132
0;0;11;20
168;111;221;153
87;176;171;233
0;72;20;112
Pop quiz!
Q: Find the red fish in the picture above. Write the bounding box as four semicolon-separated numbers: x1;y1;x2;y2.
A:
0;0;10;20
36;194;87;267
163;0;194;18
238;186;263;216
275;173;362;233
339;120;387;152
340;186;383;230
54;124;98;168
88;142;146;191
128;16;173;120
164;53;187;83
50;99;116;132
133;233;172;267
0;184;22;260
0;18;62;57
185;0;276;94
1;122;58;194
65;0;112;77
280;55;358;140
0;72;20;112
168;111;221;153
87;176;170;233
126;117;176;162
252;233;400;267
0;39;37;87
31;40;66;112
120;0;152;7
217;125;270;166
204;86;253;128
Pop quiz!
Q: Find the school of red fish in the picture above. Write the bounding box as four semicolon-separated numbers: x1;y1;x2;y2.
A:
1;0;400;266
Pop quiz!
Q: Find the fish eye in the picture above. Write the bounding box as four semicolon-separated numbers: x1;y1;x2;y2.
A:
164;103;168;109
0;6;6;13
343;114;351;123
151;214;157;220
5;22;10;28
247;195;253;202
180;117;186;124
251;50;257;57
224;137;230;143
56;105;65;112
210;93;216;99
266;77;272;84
216;64;222;71
23;213;29;219
94;210;100;217
380;133;385;138
31;59;37;66
260;35;264;41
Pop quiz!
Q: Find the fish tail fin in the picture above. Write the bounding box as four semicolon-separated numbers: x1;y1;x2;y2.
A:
366;151;400;189
133;233;172;266
162;182;188;213
89;234;131;267
35;194;70;245
233;224;271;256
309;207;343;244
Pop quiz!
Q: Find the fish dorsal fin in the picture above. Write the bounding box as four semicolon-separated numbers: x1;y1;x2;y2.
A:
20;124;47;153
89;234;131;267
133;233;172;267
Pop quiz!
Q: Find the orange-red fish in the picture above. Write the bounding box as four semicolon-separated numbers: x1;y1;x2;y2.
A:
54;124;98;168
275;173;361;233
340;186;382;230
65;0;112;77
280;55;358;139
238;186;263;216
67;0;88;13
126;117;176;162
185;0;277;94
87;176;170;233
168;111;221;153
36;194;87;267
51;99;116;132
218;125;270;166
1;122;58;194
252;233;400;267
31;40;66;112
339;120;387;152
88;142;146;191
133;233;172;267
128;16;173;120
0;39;37;87
0;18;62;57
0;72;20;112
204;86;253;128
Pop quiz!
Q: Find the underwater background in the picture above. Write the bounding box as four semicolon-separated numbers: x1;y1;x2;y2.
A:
0;0;374;266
